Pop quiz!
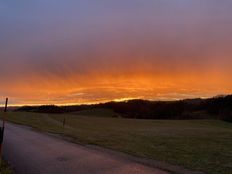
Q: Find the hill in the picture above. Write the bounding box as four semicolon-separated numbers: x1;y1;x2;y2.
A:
15;95;232;122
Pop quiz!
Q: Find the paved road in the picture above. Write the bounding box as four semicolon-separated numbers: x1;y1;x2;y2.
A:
3;123;169;174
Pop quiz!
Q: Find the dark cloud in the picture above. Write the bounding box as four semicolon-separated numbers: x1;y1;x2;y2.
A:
1;0;232;104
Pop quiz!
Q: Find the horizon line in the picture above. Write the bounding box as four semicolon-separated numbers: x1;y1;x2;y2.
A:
1;94;228;108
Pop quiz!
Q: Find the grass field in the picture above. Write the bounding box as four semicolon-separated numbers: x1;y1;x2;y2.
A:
1;111;232;174
1;160;14;174
71;108;120;117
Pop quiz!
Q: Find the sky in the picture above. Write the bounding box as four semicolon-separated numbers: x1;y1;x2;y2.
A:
1;0;232;106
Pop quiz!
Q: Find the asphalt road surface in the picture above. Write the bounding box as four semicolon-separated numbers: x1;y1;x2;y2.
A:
3;123;170;174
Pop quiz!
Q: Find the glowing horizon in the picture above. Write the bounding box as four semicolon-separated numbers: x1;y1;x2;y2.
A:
1;0;232;106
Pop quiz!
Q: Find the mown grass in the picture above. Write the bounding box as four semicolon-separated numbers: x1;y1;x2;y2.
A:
1;111;232;174
0;160;14;174
71;108;120;117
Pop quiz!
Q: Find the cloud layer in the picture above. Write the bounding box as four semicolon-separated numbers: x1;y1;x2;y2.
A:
1;0;232;105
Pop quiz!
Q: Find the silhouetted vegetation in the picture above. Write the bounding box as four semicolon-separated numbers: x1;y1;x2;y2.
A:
205;95;232;122
16;105;65;113
15;95;232;122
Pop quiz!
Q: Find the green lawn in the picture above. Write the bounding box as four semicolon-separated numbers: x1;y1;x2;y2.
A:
1;111;232;174
1;160;14;174
71;108;120;117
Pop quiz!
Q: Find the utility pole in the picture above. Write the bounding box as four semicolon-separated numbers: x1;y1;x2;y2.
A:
0;98;8;166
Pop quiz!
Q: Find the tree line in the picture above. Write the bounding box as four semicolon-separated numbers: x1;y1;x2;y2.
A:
16;95;232;122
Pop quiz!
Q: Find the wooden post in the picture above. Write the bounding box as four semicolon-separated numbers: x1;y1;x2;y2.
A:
63;115;66;135
3;98;8;126
0;98;8;166
4;98;8;112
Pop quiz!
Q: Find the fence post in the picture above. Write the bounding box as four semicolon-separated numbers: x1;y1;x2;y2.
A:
0;98;8;166
63;115;66;136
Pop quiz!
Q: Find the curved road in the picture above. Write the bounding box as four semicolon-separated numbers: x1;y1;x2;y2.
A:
3;123;169;174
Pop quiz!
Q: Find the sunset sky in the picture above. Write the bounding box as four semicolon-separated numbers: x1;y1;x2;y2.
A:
1;0;232;106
